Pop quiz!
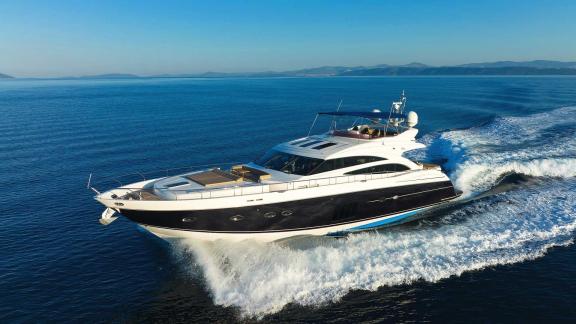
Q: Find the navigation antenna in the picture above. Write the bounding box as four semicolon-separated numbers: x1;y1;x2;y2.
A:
384;90;407;134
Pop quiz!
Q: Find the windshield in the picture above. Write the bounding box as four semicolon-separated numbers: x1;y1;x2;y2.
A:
255;150;324;175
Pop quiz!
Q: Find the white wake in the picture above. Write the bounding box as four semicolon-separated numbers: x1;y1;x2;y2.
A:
174;107;576;318
412;106;576;196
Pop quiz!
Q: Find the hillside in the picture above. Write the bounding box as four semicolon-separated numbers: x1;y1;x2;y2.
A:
458;60;576;69
337;66;576;76
13;60;576;79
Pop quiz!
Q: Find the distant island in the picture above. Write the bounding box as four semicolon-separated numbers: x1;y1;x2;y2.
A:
337;66;576;76
3;60;576;79
143;60;576;78
0;73;14;78
66;73;140;79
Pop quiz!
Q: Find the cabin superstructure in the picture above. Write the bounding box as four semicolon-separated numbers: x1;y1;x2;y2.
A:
93;91;430;201
249;91;425;178
317;90;418;138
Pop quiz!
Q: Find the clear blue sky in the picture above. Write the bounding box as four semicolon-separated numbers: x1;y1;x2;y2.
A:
1;0;575;77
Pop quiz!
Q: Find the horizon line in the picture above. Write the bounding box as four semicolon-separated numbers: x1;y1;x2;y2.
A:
2;58;576;79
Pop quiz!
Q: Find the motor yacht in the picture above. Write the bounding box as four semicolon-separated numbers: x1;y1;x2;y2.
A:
91;92;461;241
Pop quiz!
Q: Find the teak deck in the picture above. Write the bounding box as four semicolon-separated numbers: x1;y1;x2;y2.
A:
185;166;272;187
186;169;243;187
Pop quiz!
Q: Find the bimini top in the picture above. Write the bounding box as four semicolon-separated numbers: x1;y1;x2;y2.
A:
318;111;407;119
310;92;420;144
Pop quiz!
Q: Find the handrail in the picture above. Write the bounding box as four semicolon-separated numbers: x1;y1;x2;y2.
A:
89;162;243;191
95;168;437;202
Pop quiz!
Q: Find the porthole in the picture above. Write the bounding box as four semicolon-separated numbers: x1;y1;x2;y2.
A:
230;215;244;222
263;212;276;219
114;202;124;206
280;210;293;217
182;217;196;223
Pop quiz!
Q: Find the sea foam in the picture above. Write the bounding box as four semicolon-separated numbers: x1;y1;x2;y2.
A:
175;107;576;318
413;106;576;196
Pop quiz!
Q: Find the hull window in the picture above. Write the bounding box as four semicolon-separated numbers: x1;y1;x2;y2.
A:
230;215;244;222
264;212;277;218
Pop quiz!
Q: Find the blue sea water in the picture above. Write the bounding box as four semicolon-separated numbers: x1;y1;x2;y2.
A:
1;76;575;322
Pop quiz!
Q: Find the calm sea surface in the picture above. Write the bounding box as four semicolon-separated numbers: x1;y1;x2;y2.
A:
1;76;576;322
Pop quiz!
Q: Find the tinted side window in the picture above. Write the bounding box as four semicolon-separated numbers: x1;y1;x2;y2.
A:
309;156;385;175
377;164;409;172
255;150;324;175
345;163;410;175
340;156;383;168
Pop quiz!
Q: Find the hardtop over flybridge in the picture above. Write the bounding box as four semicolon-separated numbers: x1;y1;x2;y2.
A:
90;92;462;241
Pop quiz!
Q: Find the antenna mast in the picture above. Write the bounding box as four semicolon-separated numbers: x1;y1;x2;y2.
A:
384;91;407;134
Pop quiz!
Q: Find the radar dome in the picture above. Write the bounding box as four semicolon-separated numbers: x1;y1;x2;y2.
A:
406;111;418;127
371;109;382;123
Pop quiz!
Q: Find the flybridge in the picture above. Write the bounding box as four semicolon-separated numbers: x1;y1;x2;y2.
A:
310;91;419;140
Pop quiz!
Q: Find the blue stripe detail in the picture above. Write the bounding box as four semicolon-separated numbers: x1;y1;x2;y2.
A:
349;209;422;230
327;209;425;237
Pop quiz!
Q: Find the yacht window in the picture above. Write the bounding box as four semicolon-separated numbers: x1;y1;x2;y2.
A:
165;181;189;188
290;139;310;145
309;156;385;175
300;140;324;147
255;150;324;175
345;163;410;175
312;142;337;150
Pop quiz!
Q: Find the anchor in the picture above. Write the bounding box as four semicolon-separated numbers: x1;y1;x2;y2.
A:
99;208;118;225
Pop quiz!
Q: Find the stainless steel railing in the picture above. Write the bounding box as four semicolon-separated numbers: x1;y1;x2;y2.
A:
87;162;242;192
92;166;427;202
